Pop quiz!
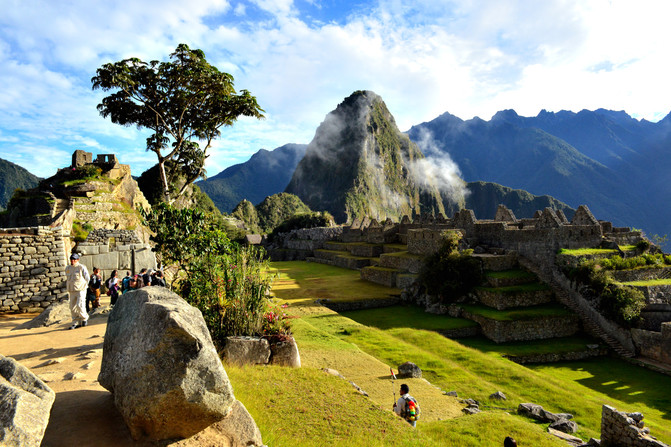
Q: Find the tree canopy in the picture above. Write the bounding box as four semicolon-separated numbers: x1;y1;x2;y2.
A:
92;43;264;203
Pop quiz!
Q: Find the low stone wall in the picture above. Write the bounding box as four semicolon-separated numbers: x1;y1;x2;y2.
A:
0;226;69;312
610;267;671;283
378;252;423;273
460;309;580;343
505;346;608;364
360;266;397;288
475;288;554;310
601;405;668;447
631;323;671;365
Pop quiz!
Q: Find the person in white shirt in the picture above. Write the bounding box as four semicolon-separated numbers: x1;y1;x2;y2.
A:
65;253;90;329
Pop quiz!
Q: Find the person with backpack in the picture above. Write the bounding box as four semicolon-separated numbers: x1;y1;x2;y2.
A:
106;270;120;306
86;267;102;311
393;384;420;427
121;271;133;294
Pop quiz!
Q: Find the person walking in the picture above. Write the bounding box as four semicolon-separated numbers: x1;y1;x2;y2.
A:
65;253;90;329
393;384;420;427
106;270;120;306
85;267;102;312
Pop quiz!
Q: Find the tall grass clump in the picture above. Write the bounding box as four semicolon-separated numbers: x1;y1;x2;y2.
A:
142;203;286;349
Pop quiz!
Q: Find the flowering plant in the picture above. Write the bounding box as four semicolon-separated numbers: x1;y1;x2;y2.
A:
261;305;292;342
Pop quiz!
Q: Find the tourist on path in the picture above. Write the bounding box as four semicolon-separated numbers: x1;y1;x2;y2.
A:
85;267;102;312
393;384;420;427
65;253;89;329
107;270;120;306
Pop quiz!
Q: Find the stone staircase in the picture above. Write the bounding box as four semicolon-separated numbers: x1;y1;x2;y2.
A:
518;257;637;358
455;253;582;344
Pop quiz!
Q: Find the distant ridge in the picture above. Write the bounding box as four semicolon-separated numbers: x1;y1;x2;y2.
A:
0;158;41;211
197;143;306;212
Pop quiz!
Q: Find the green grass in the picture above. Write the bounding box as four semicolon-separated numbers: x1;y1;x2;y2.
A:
341;305;478;331
460;303;573;321
269;261;401;305
383;251;422;259
558;248;618;256
621;279;671;286
254;261;671;446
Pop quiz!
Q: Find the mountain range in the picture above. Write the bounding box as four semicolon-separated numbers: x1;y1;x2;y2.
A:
3;92;669;241
0;159;41;211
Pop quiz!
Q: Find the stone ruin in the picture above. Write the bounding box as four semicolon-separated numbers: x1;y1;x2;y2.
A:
601;405;668;447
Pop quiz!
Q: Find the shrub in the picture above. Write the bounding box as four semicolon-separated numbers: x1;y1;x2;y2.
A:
599;285;646;327
70;165;102;181
418;231;483;304
71;221;89;242
180;244;277;348
636;239;651;252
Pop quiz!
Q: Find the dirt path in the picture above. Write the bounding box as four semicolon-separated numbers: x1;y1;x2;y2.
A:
0;301;231;447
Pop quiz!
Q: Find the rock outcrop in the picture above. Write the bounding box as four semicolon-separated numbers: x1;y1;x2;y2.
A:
98;287;238;441
0;355;55;447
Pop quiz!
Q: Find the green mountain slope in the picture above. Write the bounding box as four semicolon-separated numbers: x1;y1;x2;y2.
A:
285;90;450;223
0;158;41;211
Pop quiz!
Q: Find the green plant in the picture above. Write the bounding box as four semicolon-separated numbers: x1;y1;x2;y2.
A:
599;284;645;326
269;211;334;240
71;221;90;242
180;244;276;347
418;231;483;303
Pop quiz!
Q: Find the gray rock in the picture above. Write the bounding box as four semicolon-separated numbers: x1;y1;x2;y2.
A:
462;406;480;415
206;400;264;447
224;337;270;366
98;287;236;441
463;398;479;408
445;391;458;397
14;300;69;329
0;355;55;447
398;361;422;378
550;418;578;434
489;391;507;400
269;337;301;368
518;402;573;423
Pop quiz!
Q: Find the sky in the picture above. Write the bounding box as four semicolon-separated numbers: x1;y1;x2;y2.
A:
1;0;670;179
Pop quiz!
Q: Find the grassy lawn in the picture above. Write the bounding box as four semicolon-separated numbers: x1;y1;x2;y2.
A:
459;303;573;321
341;305;478;331
558;247;619;256
622;278;671;286
250;260;671;446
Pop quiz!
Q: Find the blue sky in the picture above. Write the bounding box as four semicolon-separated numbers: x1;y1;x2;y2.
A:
1;0;670;179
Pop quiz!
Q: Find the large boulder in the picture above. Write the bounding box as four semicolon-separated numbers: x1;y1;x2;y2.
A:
398;361;422;378
98;287;236;441
0;355;55;447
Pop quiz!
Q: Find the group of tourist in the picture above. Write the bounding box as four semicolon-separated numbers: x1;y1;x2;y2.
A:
65;253;166;329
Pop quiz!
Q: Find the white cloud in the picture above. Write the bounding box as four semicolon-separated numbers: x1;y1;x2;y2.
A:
1;0;670;180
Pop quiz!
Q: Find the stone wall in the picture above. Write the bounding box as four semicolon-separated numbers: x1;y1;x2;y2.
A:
459;308;580;343
76;229;156;280
631;323;671;365
0;227;68;312
601;405;668;447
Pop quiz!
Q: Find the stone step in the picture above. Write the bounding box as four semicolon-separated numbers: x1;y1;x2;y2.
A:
377;251;423;273
396;273;418;289
382;244;408;254
457;304;580;343
333;254;376;270
472;253;518;271
360;266;399;288
484;269;538;287
474;285;555;310
313;249;348;262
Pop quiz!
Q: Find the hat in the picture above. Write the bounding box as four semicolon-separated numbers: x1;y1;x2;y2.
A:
70;253;80;260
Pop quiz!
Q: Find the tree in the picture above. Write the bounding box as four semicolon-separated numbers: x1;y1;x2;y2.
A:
92;43;264;203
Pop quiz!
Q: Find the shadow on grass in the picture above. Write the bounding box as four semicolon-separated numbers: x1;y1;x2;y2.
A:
532;357;671;421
